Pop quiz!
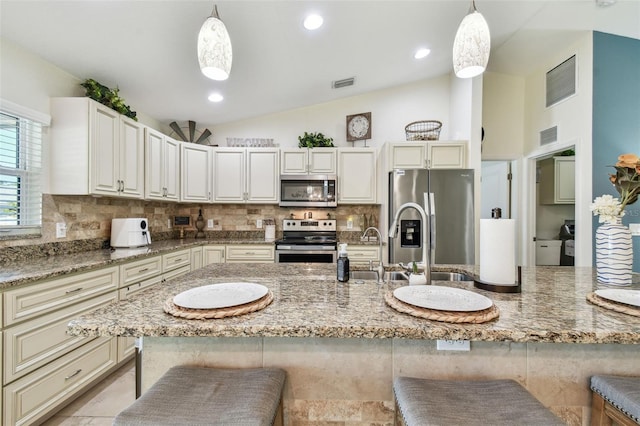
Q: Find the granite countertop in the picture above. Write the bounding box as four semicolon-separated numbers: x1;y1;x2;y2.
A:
0;238;271;290
68;263;640;344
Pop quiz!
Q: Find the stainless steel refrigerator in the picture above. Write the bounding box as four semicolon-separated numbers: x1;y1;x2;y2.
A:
388;169;474;265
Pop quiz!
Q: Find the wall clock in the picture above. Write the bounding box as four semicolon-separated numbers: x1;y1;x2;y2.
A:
346;112;371;141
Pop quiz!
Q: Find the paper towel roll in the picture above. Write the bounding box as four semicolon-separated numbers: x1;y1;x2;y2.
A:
480;219;516;285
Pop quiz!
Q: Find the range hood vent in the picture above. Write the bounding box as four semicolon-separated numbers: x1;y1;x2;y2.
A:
332;77;355;89
540;126;558;146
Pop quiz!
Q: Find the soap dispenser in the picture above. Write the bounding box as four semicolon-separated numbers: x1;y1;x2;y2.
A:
337;243;350;282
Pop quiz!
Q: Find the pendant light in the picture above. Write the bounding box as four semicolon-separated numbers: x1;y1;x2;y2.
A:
452;0;491;79
197;4;232;81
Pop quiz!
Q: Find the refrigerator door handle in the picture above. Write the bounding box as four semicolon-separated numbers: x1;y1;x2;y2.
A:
429;192;436;257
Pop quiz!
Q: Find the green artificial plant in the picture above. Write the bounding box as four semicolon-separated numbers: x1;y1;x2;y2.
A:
81;78;137;121
297;131;334;148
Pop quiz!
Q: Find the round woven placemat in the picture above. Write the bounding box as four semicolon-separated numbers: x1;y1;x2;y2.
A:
384;291;499;324
164;291;274;319
586;292;640;317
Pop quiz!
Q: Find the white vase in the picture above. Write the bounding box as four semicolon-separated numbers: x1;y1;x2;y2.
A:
595;221;633;286
409;273;427;286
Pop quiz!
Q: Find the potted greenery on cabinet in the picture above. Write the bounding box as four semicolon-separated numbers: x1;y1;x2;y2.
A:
298;131;334;148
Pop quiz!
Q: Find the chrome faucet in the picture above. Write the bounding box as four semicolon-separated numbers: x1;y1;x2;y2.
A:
388;202;431;285
362;226;385;283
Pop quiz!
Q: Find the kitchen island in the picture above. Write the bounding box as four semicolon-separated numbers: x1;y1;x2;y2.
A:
68;263;640;425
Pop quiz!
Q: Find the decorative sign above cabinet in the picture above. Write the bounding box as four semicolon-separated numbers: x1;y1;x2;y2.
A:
346;112;371;141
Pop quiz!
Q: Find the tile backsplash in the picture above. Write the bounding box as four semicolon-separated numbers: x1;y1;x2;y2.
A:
0;194;380;251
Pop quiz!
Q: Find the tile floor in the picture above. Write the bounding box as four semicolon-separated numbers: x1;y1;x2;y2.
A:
42;360;135;425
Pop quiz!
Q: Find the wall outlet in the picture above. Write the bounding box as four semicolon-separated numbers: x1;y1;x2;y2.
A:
256;219;263;229
56;222;67;238
167;219;172;229
346;217;353;229
630;223;640;236
207;219;214;228
436;340;470;351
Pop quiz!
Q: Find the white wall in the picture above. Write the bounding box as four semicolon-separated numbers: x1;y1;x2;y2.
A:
521;32;593;267
211;75;452;149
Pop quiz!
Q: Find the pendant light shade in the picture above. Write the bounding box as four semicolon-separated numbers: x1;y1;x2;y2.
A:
452;1;490;79
197;5;232;81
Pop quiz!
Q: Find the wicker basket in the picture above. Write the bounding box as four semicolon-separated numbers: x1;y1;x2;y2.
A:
405;120;442;141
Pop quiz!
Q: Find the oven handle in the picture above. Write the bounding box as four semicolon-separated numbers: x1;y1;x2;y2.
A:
275;245;336;251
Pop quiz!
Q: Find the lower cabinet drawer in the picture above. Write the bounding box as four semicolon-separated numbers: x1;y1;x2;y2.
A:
3;292;116;385
226;245;274;263
3;336;118;426
163;264;191;282
162;249;191;272
348;246;381;264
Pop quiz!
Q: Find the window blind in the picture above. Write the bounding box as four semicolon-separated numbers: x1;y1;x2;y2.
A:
0;111;43;236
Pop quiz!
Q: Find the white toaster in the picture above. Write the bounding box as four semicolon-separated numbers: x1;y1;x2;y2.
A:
111;218;151;248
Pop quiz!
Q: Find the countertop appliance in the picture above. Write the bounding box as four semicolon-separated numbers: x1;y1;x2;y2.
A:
389;169;474;265
279;175;337;208
275;219;337;263
559;219;575;266
111;218;151;248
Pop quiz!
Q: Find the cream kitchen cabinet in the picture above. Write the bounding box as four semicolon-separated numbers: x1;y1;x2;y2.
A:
203;245;226;266
539;156;575;204
190;246;203;270
3;337;117;426
225;245;274;263
281;148;337;175
337;148;377;204
49;97;144;198
162;248;192;279
181;143;213;203
347;245;381;264
2;266;121;426
145;127;180;201
213;148;279;203
385;141;467;170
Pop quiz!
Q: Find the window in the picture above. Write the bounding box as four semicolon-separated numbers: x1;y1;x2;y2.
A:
0;110;43;236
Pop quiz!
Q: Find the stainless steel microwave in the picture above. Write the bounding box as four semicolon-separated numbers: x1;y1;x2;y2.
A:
279;175;337;207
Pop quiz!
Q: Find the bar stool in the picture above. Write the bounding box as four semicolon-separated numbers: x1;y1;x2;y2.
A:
393;377;564;426
590;375;640;426
114;366;286;426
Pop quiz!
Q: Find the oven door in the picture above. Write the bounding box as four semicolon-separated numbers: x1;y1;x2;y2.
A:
276;248;336;263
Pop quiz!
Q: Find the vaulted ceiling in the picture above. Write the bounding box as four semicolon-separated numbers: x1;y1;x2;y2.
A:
1;1;638;128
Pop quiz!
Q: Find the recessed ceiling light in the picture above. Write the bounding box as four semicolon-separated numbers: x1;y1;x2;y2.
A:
414;48;431;59
304;14;323;30
208;93;224;102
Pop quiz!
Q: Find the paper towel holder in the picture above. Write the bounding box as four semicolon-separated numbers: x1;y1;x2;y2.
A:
474;266;522;293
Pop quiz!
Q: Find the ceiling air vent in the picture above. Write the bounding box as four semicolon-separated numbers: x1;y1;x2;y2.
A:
546;55;576;107
540;126;558;146
332;77;355;89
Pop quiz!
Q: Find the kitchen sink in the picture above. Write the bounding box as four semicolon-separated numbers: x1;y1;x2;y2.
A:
349;270;473;282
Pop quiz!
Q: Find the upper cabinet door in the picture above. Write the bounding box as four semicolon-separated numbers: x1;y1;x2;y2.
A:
181;143;212;202
213;148;245;202
90;103;120;196
427;142;467;169
389;143;427;169
144;128;165;200
337;148;377;204
308;148;337;174
246;149;279;203
280;149;308;174
163;138;181;201
119;116;144;198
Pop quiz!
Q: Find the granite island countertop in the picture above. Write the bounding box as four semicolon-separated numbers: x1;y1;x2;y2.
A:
68;263;640;344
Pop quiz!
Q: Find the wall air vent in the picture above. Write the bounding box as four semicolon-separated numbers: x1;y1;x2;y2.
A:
546;55;576;107
540;126;558;146
332;77;355;89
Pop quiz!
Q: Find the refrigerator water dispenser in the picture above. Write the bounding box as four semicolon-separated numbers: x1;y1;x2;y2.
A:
400;220;421;248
